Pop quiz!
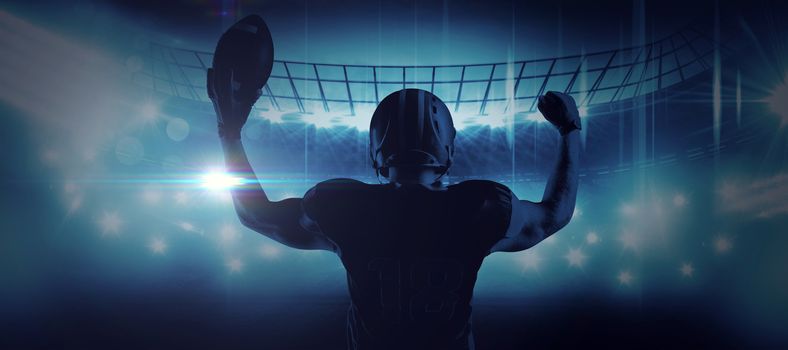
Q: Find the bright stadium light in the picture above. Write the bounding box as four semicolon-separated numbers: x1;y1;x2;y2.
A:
257;109;286;124
619;230;639;252
525;112;548;123
680;262;694;277
310;113;338;129
97;211;123;236
259;244;281;260
517;251;542;272
617;270;634;286
227;258;244;273
141;102;158;121
201;171;243;190
714;235;733;254
765;73;788;125
673;193;688;208
578;106;589;118
141;188;162;204
564;247;587;268
149;237;167;254
586;231;600;245
178;221;196;233
620;203;638;216
484;114;511;129
67;195;83;215
219;224;239;244
174;191;189;205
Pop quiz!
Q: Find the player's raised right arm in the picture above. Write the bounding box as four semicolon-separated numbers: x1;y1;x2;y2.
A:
490;91;581;253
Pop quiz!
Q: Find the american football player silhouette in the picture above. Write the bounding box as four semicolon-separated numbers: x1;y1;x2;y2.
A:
209;15;580;350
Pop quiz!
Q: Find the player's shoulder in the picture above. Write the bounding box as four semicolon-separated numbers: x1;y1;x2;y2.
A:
449;179;512;198
303;178;372;221
304;178;369;202
312;178;369;192
449;180;513;243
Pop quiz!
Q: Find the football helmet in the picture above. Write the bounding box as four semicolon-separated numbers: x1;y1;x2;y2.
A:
369;89;456;177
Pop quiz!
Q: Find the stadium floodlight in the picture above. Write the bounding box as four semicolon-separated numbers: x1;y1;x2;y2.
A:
141;102;158;122
149;237;167;254
766;73;788;125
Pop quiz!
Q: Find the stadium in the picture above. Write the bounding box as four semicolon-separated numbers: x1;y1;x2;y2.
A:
1;0;787;348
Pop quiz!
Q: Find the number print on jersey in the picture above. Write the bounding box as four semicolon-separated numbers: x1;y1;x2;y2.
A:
368;258;464;322
409;259;463;321
367;258;401;322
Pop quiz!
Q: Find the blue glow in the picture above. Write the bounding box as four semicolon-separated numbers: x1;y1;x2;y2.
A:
200;171;244;190
766;74;788;124
2;4;788;348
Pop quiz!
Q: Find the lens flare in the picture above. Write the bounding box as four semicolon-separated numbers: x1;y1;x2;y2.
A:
149;237;167;254
140;102;158;122
617;270;634;286
201;171;243;190
765;74;788;125
564;247;588;268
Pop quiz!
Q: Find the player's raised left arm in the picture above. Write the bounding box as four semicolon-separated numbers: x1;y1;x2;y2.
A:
220;138;335;251
206;15;334;251
491;91;580;253
209;68;335;251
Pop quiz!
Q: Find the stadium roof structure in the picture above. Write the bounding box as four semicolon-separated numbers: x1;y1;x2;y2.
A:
132;22;735;129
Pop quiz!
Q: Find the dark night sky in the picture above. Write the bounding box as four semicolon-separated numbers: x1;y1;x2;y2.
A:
4;0;774;65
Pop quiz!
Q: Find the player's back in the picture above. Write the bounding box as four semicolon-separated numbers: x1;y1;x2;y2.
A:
303;178;512;350
304;179;511;349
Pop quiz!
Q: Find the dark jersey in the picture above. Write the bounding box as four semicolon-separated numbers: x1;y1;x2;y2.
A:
302;179;513;350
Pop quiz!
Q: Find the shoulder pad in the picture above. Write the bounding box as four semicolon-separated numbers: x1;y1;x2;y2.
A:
314;178;367;191
453;179;509;192
302;178;367;223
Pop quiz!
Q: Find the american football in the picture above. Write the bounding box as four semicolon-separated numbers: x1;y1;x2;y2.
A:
211;14;274;92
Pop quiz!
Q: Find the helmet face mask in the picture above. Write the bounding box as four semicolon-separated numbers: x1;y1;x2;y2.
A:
369;89;456;183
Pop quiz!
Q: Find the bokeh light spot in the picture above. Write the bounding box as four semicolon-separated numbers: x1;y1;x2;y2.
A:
166;118;190;141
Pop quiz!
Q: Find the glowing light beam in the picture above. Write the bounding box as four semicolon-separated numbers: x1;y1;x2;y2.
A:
201;171;243;190
517;251;543;272
714;235;732;254
586;231;600;245
680;262;694;277
564;247;587;268
259;244;281;260
97;211;122;236
617;270;634;286
765;73;788;126
149;237;167;254
227;258;244;273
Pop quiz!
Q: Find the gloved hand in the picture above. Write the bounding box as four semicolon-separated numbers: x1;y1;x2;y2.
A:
207;67;261;140
537;91;582;136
